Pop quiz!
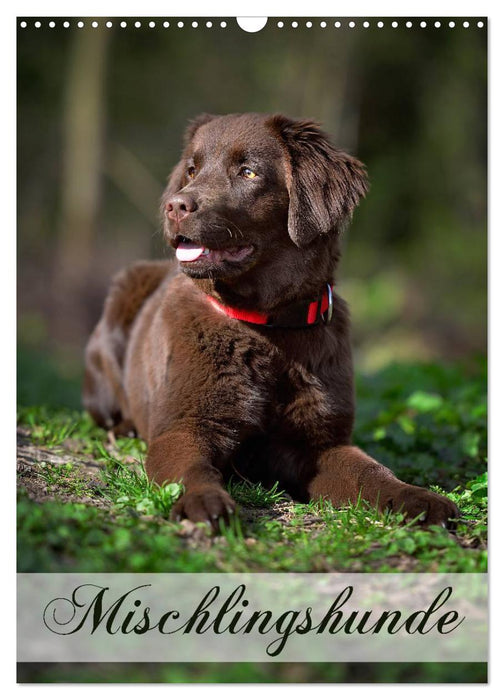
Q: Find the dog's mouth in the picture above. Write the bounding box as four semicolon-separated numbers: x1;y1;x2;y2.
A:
175;237;254;266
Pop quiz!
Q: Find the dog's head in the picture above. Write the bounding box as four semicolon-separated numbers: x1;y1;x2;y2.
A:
161;113;368;300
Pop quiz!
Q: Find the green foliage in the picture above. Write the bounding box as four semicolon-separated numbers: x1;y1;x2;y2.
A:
466;472;488;500
17;495;208;573
441;472;488;546
354;361;487;490
93;443;183;518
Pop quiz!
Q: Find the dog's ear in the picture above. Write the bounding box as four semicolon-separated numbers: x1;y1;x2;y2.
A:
267;115;369;247
164;114;218;196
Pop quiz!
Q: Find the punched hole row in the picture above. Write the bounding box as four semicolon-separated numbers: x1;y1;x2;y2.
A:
19;19;486;30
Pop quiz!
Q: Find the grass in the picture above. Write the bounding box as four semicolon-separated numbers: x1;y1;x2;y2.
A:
16;485;487;573
16;360;487;575
228;479;286;507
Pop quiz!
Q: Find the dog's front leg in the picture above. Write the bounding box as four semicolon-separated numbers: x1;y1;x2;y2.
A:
309;445;459;527
146;429;236;526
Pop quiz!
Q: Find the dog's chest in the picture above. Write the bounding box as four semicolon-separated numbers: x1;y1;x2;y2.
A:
188;321;332;437
273;362;334;440
231;358;337;490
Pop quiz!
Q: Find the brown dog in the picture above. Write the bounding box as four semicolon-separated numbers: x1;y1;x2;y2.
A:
83;112;458;528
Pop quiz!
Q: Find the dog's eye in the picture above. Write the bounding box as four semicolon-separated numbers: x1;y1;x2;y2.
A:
187;166;196;179
240;167;257;180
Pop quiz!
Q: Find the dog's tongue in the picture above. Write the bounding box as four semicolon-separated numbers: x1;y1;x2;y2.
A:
176;242;206;262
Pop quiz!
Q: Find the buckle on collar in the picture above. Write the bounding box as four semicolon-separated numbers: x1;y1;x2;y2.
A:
321;283;333;324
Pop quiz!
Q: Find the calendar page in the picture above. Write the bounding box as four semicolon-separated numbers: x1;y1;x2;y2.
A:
16;14;488;684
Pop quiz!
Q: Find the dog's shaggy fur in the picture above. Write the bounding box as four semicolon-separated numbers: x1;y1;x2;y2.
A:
83;113;458;527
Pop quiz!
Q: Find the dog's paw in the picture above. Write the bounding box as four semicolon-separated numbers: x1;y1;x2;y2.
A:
387;485;460;530
112;419;137;438
170;487;237;529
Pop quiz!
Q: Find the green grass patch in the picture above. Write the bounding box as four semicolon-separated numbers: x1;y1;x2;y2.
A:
17;482;487;573
18;404;104;448
228;479;285;507
17;361;487;574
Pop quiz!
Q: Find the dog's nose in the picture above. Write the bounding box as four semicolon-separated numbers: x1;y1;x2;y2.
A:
165;194;198;223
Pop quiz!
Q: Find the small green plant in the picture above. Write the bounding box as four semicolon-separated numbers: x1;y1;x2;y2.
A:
92;443;183;518
115;482;184;518
228;479;285;508
465;472;488;500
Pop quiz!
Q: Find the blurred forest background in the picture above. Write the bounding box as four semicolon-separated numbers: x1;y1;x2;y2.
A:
17;18;487;409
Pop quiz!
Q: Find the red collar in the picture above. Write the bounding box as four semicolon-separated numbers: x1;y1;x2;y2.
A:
206;283;334;328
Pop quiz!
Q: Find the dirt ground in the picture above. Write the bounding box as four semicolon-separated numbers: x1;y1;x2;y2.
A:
17;426;109;508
